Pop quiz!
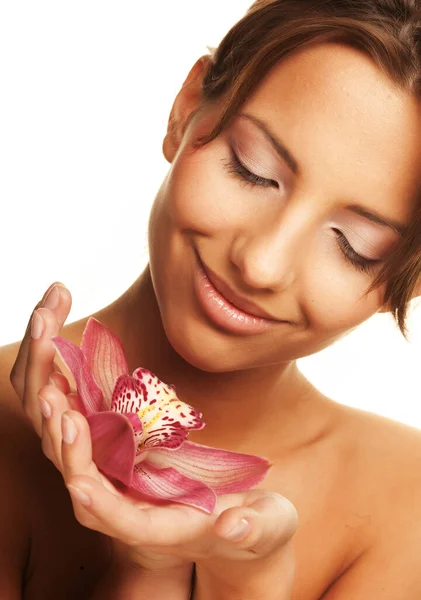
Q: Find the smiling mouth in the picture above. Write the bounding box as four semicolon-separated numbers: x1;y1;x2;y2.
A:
198;256;280;321
192;249;288;335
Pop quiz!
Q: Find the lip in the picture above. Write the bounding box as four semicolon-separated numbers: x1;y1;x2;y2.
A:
203;260;279;321
193;251;285;335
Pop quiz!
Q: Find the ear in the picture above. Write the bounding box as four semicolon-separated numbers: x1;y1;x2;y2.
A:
162;55;212;163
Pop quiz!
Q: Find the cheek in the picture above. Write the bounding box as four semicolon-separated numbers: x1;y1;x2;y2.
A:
163;145;253;235
302;255;385;334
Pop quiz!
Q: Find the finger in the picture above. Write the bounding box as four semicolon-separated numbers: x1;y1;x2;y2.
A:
24;300;71;435
60;410;120;502
10;282;56;398
65;476;133;541
67;393;86;413
63;472;212;550
60;410;107;486
214;490;298;558
39;382;68;470
64;474;165;546
38;384;72;470
24;308;59;434
40;414;61;469
39;381;77;467
49;371;71;396
10;282;70;399
59;411;140;545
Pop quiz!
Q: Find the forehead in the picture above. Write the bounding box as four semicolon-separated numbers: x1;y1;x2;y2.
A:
240;42;421;224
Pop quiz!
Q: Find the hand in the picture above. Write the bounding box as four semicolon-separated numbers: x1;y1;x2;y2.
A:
8;285;192;570
10;283;298;598
37;382;298;597
193;497;296;599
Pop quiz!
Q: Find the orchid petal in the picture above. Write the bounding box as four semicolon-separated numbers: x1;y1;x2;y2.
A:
133;368;204;429
88;411;136;487
52;336;105;415
140;425;189;452
81;317;129;407
131;461;216;513
111;374;145;414
111;375;190;452
146;441;272;495
132;368;204;449
123;412;144;448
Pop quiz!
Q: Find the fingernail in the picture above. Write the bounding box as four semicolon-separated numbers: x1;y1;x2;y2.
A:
67;484;91;506
223;518;250;541
62;413;78;444
43;285;59;310
31;311;44;340
38;395;52;419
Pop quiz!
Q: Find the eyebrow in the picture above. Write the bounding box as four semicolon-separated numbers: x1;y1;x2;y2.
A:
239;112;300;175
346;205;406;235
238;111;407;236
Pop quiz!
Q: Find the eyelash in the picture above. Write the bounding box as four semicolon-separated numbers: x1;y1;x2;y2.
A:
333;229;379;274
222;150;278;189
223;150;380;274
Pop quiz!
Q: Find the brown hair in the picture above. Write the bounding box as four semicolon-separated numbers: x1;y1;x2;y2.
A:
192;0;421;337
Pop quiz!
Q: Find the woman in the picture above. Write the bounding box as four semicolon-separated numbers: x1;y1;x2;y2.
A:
2;0;421;597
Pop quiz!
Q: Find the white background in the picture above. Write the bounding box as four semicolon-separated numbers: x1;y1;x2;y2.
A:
1;1;421;428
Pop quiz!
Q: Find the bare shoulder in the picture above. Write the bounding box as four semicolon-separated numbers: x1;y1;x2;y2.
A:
314;405;421;600
333;401;421;516
338;402;421;483
319;402;421;598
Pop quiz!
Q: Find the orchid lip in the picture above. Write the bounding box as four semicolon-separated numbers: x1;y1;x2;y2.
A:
194;249;289;323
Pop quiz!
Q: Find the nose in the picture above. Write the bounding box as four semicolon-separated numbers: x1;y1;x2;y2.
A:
229;222;302;292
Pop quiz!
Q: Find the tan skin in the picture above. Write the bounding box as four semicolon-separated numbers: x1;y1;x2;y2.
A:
2;41;421;598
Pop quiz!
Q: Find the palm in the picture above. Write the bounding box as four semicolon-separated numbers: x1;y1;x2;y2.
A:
44;381;257;564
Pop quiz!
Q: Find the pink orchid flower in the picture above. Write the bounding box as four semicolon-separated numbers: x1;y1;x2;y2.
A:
52;318;271;513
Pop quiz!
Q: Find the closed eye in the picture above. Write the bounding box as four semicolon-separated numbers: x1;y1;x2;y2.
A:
333;229;380;274
222;149;279;189
222;151;380;276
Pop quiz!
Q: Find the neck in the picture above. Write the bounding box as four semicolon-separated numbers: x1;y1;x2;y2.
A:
97;266;331;458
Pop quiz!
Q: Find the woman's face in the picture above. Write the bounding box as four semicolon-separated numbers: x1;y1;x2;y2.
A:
148;42;421;372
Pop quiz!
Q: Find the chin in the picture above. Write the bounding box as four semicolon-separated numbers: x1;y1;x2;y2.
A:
160;310;249;373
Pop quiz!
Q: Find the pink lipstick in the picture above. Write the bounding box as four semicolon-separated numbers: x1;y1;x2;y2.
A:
193;253;283;335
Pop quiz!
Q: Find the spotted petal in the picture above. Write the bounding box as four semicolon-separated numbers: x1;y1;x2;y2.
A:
81;318;129;408
52;336;106;415
88;411;136;486
146;441;272;494
133;368;204;450
111;374;145;414
131;460;216;513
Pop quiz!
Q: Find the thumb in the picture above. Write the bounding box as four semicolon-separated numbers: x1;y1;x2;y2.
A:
214;490;298;557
